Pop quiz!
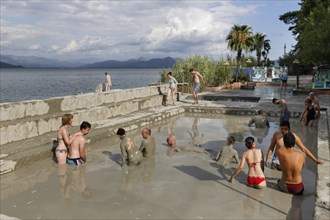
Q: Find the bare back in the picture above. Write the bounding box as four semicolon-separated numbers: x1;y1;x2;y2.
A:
68;136;86;161
277;138;305;184
244;148;265;177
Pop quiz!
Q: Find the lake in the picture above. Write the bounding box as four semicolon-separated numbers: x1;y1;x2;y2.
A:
0;68;163;103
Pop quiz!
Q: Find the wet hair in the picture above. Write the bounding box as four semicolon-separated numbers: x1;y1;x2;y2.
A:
62;114;73;125
272;98;279;104
283;132;295;148
280;121;291;129
257;110;264;115
245;136;255;149
227;136;235;144
167;72;172;76
116;128;126;136
80;121;91;130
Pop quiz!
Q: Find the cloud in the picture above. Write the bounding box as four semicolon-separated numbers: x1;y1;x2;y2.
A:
0;0;292;60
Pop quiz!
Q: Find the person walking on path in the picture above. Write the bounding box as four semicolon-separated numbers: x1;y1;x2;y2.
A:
167;72;178;105
229;137;266;189
276;132;306;195
280;66;288;94
189;68;205;104
105;72;112;92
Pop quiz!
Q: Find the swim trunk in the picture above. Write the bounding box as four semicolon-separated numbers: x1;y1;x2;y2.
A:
247;176;265;186
193;83;200;92
277;179;304;195
67;157;85;165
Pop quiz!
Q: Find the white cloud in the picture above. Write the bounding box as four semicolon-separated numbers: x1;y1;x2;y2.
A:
0;0;298;60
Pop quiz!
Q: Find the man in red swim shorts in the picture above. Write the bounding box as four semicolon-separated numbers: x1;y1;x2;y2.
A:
277;132;305;195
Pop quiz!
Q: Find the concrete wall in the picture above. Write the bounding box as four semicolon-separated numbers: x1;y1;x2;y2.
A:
0;85;167;145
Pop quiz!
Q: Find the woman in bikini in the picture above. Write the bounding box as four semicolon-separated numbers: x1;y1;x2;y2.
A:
55;114;79;165
167;72;178;105
229;136;266;189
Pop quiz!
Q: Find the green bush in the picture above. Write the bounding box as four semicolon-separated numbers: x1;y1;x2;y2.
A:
160;55;232;90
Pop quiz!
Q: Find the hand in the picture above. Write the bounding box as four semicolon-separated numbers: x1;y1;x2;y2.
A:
316;159;324;165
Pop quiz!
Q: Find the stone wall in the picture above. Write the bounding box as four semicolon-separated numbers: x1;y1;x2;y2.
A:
0;85;167;145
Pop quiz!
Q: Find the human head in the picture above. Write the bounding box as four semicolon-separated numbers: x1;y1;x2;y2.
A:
283;132;295;148
272;98;280;105
62;114;73;126
80;121;91;135
142;127;151;139
227;136;235;145
167;72;172;76
245;136;255;149
105;72;108;75
116;128;126;137
280;121;290;134
305;98;312;105
257;110;264;115
309;92;316;98
189;68;195;73
167;134;176;147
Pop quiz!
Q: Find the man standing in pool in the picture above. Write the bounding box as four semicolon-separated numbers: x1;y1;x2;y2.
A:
189;68;205;104
265;121;323;170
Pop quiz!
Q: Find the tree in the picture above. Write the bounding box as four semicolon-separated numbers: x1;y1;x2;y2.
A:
251;33;271;66
279;0;329;64
226;24;254;81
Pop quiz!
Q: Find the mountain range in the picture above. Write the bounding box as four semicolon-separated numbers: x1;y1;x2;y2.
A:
0;54;180;68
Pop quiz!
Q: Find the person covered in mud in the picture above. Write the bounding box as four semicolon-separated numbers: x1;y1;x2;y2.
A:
265;121;323;171
117;128;143;166
276;132;305;195
139;127;156;158
248;110;270;128
229;137;266;189
166;133;209;157
215;136;240;168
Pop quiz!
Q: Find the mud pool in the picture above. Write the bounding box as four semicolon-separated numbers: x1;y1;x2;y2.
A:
0;114;318;219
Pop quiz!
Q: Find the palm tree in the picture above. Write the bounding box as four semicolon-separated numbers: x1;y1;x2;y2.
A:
262;39;271;66
251;33;271;66
226;25;254;81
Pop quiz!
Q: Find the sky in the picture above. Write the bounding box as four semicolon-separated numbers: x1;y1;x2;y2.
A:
0;0;301;62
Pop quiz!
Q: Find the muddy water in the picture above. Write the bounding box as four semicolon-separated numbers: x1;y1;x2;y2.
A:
0;114;317;219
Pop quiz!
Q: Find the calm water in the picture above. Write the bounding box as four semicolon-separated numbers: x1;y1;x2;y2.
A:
0;68;162;103
0;115;316;219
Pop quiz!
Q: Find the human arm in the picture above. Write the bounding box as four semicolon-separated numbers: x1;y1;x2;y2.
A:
120;142;126;167
248;118;254;127
215;148;222;161
229;154;246;182
79;138;86;162
266;133;277;163
62;129;80;146
196;72;205;84
294;133;324;164
139;140;146;152
233;150;240;164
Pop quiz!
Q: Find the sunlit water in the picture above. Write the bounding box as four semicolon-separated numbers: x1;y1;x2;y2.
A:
0;68;162;103
0;114;317;219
